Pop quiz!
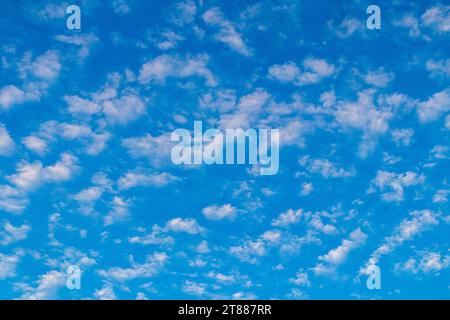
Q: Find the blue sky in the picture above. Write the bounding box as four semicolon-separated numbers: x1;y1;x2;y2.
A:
0;0;449;300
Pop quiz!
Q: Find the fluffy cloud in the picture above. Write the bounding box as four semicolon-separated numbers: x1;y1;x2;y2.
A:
417;89;450;123
313;228;367;275
182;280;207;296
361;210;439;275
289;269;311;287
138;54;217;86
395;251;450;275
391;129;414;146
370;170;425;202
268;58;335;86
22;136;48;156
426;59;450;78
0;85;28;110
420;5;450;33
202;7;252;56
1;51;61;110
118;170;179;190
103;197;130;226
299;156;355;179
202;204;236;220
271;209;303;227
0;222;30;245
55;33;99;59
27;121;111;156
0;124;14;156
97;252;168;282
0;252;21;279
165;218;205;234
219;88;270;128
65;73;147;126
122;132;173;167
18;270;67;300
7;153;79;191
364;69;394;88
94;285;117;300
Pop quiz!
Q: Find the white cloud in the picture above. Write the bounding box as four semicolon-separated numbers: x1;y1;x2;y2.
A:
394;15;421;37
151;30;185;51
335;90;392;135
165;218;204;234
98;252;168;282
22;136;48;156
364;69;394;88
421;5;450;33
361;210;439;275
417;89;450;123
268;62;300;83
426;59;450;78
1;51;61;110
19;270;66;300
395;251;450;275
268;58;335;86
0;252;21;279
55;33;99;59
0;124;14;156
271;209;303;227
313;228;366;276
319;228;367;265
112;0;131;15
299;156;355;179
31;121;110;155
370;170;424;202
0;222;30;245
431;145;449;159
182;280;207;296
122;132;173;167
218;88;270;128
6;153;79;191
202;204;236;220
202;7;252;56
65;74;147;126
299;182;313;196
289;269;311;286
391;129;414;146
103;197;130;226
229;239;266;263
206;271;236;284
171;0;197;26
19;50;61;81
0;85;27;110
118;170;179;190
0;185;28;214
35;3;66;20
128;225;174;246
433;189;449;203
138;54;217;86
94;285;117;300
334;18;363;38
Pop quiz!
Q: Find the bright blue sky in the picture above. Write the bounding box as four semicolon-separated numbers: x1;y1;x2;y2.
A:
0;0;449;300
